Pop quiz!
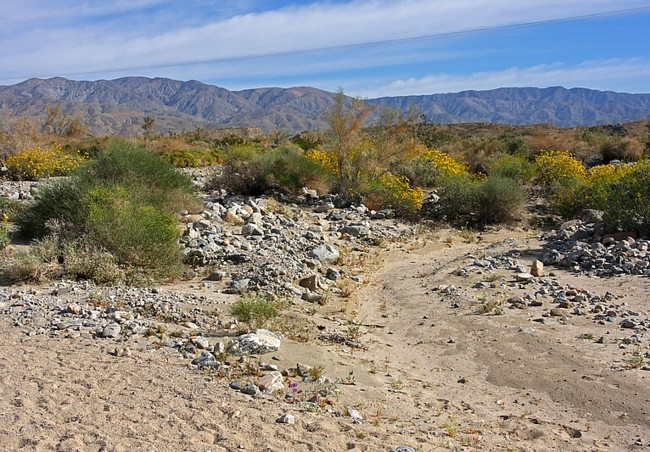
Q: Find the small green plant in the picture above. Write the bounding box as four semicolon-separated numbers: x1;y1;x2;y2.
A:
626;354;645;369
476;299;504;315
578;333;595;340
230;294;281;330
389;379;404;390
308;365;325;381
442;421;458;438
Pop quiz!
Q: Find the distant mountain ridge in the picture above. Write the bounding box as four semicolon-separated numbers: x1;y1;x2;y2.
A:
1;77;649;135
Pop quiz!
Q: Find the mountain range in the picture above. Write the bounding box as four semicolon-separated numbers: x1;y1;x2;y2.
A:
1;77;649;135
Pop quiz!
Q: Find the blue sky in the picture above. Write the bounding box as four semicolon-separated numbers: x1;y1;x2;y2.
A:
1;0;649;97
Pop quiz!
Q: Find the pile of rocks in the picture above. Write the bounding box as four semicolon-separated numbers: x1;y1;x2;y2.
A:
540;213;650;277
443;251;648;354
179;192;416;295
0;179;37;200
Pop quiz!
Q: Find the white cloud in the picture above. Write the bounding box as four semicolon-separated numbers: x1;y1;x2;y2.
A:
1;0;648;81
354;58;650;97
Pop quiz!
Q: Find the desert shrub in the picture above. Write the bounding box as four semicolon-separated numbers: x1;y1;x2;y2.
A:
422;148;469;178
76;140;199;213
599;137;642;163
210;144;331;195
305;148;339;176
230;294;281;330
5;144;87;180
1;199;21;225
362;172;424;215
488;153;535;182
145;136;220;167
16;178;88;239
393;147;469;188
1;235;125;285
473;175;527;224
208;145;268;195
435;174;526;226
84;185;182;275
14;142;198;283
535;149;587;192
257;144;331;193
0;236;60;283
601;161;650;236
553;163;633;218
59;239;125;285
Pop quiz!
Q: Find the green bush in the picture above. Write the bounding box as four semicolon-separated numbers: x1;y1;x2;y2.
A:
230;294;281;330
435;174;527;226
16;179;88;239
258;144;331;193
474;175;527;224
76;139;199;213
602;162;650;236
14;142;198;283
85;185;182;274
488;153;535;182
209;143;331;195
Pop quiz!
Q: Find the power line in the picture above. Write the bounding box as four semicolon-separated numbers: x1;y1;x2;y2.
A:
2;5;650;82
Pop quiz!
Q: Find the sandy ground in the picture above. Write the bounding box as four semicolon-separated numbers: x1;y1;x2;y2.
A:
1;228;649;451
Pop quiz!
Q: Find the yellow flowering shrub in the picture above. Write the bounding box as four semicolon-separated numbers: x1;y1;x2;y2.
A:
6;144;87;180
535;149;586;190
419;148;469;177
554;162;635;218
363;172;424;214
305;148;338;176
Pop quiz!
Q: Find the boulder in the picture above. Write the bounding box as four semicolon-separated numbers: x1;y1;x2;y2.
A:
229;329;283;356
530;260;544;277
308;244;340;263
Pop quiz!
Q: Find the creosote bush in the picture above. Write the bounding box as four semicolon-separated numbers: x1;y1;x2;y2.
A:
209;144;331;195
435;174;527;226
601;161;650;236
11;141;198;283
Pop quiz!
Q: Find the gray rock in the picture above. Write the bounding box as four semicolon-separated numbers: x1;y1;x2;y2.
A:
242;223;264;236
391;447;416;452
257;371;285;393
101;323;121;338
301;292;323;303
228;279;250;294
192;351;219;368
515;272;534;282
240;383;260;396
581;209;604;224
621;319;638;329
192;336;211;350
308;244;340;263
340;223;370;237
204;271;225;281
229;329;283;356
